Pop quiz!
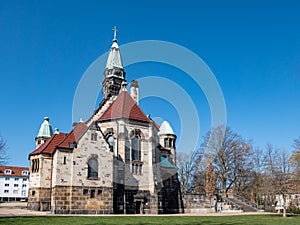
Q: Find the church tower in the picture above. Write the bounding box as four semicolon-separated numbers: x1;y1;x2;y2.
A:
35;117;53;148
102;26;127;99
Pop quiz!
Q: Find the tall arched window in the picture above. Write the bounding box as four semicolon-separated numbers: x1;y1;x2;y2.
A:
131;135;140;161
88;158;98;179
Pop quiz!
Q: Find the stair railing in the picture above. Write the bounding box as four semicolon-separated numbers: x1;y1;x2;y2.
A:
233;194;259;210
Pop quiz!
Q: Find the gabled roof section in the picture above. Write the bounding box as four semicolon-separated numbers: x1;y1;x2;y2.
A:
29;133;66;156
98;91;151;123
29;123;88;157
57;122;88;149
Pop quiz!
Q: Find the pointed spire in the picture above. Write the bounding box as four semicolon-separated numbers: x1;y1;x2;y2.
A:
105;26;123;70
102;26;127;98
113;26;118;42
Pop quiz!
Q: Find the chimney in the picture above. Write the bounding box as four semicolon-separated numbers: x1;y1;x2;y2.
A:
130;80;139;104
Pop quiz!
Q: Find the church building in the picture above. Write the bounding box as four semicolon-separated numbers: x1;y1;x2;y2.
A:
27;29;182;214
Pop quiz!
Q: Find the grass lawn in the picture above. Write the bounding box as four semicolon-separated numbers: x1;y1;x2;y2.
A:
0;215;300;225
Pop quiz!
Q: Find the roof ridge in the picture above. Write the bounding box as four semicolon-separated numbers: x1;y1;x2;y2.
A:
98;91;150;123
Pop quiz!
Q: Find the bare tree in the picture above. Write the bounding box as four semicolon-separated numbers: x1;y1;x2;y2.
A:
290;137;300;180
177;149;203;196
293;136;300;151
260;145;291;216
201;126;253;195
0;136;8;165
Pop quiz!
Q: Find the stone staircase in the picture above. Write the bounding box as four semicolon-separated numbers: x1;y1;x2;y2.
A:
225;194;260;212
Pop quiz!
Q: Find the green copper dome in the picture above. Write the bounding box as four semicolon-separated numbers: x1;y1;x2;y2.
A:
160;156;176;169
37;117;53;138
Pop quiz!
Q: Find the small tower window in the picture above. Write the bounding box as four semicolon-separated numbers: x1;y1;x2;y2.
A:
63;156;67;165
169;139;173;147
164;138;169;147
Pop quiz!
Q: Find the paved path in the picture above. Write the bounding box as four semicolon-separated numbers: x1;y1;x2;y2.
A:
0;202;48;217
0;202;273;217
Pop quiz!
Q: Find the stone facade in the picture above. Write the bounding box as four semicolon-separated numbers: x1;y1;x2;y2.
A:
27;31;183;214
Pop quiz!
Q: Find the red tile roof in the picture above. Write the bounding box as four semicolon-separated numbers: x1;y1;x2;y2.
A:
98;91;151;123
58;123;88;149
29;123;88;157
0;166;29;177
29;133;67;156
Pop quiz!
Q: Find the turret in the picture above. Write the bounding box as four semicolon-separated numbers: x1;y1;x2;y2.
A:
35;117;53;148
158;121;177;164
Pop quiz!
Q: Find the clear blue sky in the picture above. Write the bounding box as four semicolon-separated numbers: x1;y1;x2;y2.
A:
1;0;300;167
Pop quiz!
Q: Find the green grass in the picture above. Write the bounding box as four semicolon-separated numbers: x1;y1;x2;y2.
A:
0;215;300;225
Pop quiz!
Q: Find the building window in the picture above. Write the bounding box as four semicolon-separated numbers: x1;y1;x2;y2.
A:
131;135;141;161
22;190;26;196
15;178;19;181
32;158;39;173
22;170;28;175
164;138;169;147
32;190;35;196
97;189;102;195
5;183;9;187
83;189;88;195
164;138;174;148
87;158;98;179
22;184;27;188
14;184;18;187
90;189;95;198
91;133;97;141
5;177;9;181
23;178;27;181
5;169;12;174
63;156;67;165
107;134;115;152
132;163;143;175
4;190;9;193
13;190;18;194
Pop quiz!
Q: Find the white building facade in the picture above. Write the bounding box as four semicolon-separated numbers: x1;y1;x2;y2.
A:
0;166;29;201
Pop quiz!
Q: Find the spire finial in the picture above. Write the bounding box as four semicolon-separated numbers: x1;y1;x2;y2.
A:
113;26;118;42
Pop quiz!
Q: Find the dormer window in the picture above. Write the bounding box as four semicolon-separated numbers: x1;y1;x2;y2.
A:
5;169;12;175
22;171;28;175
